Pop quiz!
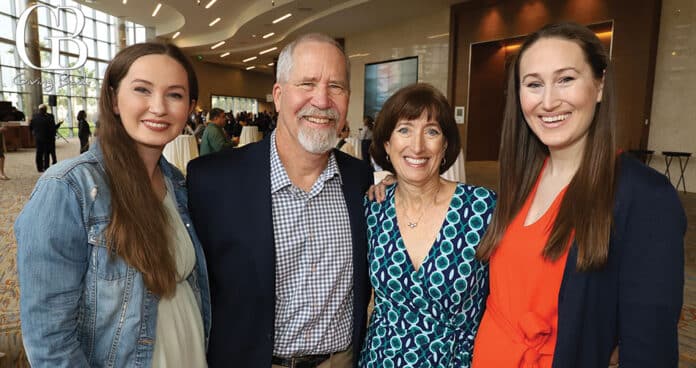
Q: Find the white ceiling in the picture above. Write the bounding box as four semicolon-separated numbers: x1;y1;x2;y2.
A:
74;0;467;73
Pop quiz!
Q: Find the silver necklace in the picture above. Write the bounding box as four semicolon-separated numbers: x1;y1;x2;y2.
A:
399;184;440;229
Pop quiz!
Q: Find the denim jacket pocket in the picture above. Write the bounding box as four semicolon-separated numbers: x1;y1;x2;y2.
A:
87;224;130;281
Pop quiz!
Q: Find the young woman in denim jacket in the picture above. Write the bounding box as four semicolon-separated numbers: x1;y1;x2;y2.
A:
15;42;211;368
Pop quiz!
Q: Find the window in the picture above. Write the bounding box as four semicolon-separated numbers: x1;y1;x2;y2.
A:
211;95;259;115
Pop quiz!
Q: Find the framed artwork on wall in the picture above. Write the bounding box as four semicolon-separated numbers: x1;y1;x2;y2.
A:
363;56;418;120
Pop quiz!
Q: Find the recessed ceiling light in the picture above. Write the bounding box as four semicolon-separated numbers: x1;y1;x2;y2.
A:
209;17;221;27
152;3;162;17
259;47;277;55
348;53;370;58
246;66;256;70
427;33;449;39
122;0;127;4
211;41;225;49
243;56;257;62
172;31;180;39
268;62;274;66
272;13;292;24
263;32;275;39
205;0;217;9
220;52;230;58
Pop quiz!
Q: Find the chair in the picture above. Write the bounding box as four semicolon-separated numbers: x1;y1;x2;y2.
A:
55;121;68;143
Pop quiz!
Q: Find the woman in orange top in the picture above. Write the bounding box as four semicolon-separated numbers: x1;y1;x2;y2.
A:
472;22;685;367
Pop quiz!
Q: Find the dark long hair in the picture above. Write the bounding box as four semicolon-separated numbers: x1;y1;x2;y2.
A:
99;42;198;297
477;22;617;271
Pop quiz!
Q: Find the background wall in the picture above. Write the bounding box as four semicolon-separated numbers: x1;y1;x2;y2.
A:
648;0;696;193
450;0;662;160
344;8;451;134
191;58;275;111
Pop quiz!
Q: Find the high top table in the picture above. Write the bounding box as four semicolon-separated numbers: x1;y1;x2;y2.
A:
662;151;691;193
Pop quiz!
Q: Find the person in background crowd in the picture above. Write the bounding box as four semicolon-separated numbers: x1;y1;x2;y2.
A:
471;22;685;368
359;115;374;166
187;33;373;368
359;83;495;367
199;107;232;155
29;104;56;172
77;110;91;154
336;124;355;156
0;124;8;179
16;42;211;368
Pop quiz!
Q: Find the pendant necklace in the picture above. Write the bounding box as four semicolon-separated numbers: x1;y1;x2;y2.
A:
399;184;440;229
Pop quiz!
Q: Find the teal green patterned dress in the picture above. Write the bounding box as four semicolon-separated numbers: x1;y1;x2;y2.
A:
359;183;496;368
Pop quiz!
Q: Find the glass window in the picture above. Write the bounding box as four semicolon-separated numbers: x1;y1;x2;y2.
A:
95;9;108;22
0;42;17;67
96;41;109;59
86;78;99;97
85;38;96;58
0;1;13;15
1;67;19;92
0;13;14;40
86;97;98;122
97;61;108;79
82;18;94;39
37;6;49;26
135;26;147;43
96;21;108;40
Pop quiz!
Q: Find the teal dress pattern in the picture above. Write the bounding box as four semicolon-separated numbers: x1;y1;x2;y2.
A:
359;183;495;368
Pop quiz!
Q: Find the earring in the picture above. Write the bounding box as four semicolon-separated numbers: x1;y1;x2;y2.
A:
386;155;390;162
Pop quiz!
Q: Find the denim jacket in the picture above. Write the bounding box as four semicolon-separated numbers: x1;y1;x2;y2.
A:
15;142;211;368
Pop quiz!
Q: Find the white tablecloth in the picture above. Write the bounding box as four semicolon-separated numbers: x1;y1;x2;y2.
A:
239;126;261;147
441;150;466;183
163;134;198;175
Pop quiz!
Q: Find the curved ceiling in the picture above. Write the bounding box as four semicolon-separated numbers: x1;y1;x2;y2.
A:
75;0;466;73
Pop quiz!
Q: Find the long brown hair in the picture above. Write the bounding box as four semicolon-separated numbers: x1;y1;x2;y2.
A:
477;22;617;271
99;42;198;297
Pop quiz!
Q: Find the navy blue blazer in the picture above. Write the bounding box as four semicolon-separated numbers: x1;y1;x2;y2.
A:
186;137;373;368
553;154;686;367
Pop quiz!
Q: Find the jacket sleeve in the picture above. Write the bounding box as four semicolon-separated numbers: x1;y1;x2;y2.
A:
15;178;90;368
618;178;685;367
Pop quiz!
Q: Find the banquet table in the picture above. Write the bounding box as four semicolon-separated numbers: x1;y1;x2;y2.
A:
238;126;261;147
163;134;198;175
441;149;466;183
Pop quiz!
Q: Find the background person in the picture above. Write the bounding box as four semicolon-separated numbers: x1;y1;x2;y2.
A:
29;104;55;172
15;42;211;368
360;83;495;367
471;22;685;367
77;110;91;153
199;107;232;155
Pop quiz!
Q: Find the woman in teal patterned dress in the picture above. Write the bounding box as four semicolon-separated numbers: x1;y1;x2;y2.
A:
360;83;495;368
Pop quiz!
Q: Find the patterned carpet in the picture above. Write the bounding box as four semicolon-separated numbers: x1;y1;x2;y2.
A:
0;138;80;367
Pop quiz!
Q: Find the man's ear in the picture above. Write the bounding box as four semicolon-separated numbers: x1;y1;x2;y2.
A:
272;83;282;110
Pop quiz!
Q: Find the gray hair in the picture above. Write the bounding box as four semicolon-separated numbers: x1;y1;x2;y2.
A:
276;33;350;89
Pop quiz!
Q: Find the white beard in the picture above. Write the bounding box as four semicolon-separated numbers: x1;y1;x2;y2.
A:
298;123;338;154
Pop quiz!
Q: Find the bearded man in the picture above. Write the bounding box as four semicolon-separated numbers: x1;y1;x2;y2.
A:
187;33;373;368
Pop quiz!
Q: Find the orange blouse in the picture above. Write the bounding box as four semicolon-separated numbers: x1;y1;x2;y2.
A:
472;169;570;368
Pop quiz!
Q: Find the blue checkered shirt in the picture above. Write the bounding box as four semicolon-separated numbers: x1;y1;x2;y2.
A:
270;132;354;357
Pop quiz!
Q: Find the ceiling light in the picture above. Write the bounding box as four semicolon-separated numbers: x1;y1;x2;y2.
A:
211;41;225;49
209;17;221;27
262;32;275;39
272;13;292;24
205;0;217;9
243;56;257;62
220;52;230;58
172;31;180;39
427;33;449;39
122;0;127;4
246;66;256;70
259;47;277;55
152;3;162;17
348;53;370;58
268;62;274;66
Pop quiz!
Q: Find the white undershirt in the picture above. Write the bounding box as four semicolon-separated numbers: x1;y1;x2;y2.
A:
152;186;206;368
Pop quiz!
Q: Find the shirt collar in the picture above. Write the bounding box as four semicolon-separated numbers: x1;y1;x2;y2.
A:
269;131;342;194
